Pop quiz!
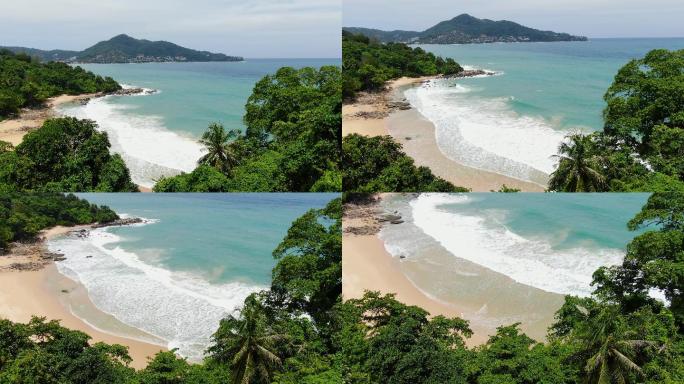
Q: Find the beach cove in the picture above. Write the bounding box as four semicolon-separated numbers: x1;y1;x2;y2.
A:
0;193;337;366
343;193;650;343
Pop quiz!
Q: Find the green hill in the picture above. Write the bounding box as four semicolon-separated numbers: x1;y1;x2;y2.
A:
344;13;587;44
2;34;243;63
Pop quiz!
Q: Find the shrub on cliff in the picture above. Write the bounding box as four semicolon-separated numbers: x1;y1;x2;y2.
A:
0;117;137;192
342;134;468;192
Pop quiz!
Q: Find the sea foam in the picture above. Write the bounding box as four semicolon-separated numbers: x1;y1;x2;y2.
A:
404;78;568;184
58;95;204;188
48;221;262;360
406;194;625;296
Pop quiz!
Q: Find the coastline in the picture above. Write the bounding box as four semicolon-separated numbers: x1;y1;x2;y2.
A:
342;76;546;192
0;224;167;369
342;195;489;346
0;93;102;146
342;194;564;345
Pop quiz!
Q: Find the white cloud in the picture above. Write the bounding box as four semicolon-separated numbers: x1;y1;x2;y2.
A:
0;0;341;57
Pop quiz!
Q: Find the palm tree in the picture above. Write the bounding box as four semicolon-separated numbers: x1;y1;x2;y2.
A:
198;122;241;174
549;133;606;192
581;308;660;384
208;296;285;384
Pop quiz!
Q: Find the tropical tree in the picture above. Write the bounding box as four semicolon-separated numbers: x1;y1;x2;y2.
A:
198;123;241;174
549;133;606;192
207;295;286;384
583;313;655;384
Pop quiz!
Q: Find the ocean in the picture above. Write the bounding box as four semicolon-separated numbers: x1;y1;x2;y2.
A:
378;193;650;339
47;193;337;360
57;59;340;187
406;38;684;183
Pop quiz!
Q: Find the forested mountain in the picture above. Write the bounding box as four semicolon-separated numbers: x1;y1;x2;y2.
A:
344;13;587;44
2;34;243;63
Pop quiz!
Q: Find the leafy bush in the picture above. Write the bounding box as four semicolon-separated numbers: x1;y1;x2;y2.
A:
0;117;137;192
342;134;468;192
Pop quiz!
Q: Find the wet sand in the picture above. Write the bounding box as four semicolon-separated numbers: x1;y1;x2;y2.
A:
388;106;545;192
0;225;167;369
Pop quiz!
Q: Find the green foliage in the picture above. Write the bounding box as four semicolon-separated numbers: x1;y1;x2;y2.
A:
154;66;341;192
0;117;137;192
341;292;473;384
493;184;521;193
549;133;607;192
198;123;241;174
270;198;342;323
0;317;135;383
471;324;571;384
207;295;285;384
342;31;463;98
0;49;120;117
154;165;232;192
0;192;118;252
342;134;468;192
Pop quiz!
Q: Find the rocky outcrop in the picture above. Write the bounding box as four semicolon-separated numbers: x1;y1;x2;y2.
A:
92;217;144;228
111;88;157;96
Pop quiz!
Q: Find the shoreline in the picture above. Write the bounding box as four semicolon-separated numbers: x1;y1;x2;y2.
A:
342;196;489;346
342;76;546;192
0;224;167;369
0;93;103;146
342;194;563;345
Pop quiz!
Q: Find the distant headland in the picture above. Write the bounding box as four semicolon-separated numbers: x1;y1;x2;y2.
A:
343;13;587;44
1;34;244;63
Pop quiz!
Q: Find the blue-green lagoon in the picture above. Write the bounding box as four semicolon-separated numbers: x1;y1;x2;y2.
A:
47;193;337;360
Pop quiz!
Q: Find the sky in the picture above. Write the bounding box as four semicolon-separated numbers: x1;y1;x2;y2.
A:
0;0;341;58
343;0;684;38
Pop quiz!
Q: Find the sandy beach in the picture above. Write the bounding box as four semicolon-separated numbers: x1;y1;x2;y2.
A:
0;93;102;146
343;195;564;345
342;197;489;346
342;77;546;192
0;225;166;369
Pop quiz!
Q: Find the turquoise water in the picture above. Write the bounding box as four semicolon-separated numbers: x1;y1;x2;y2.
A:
381;193;650;296
445;193;649;250
48;193;337;359
405;39;684;182
58;59;340;186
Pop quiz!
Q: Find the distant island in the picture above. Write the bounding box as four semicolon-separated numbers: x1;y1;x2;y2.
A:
344;14;587;44
2;34;244;63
